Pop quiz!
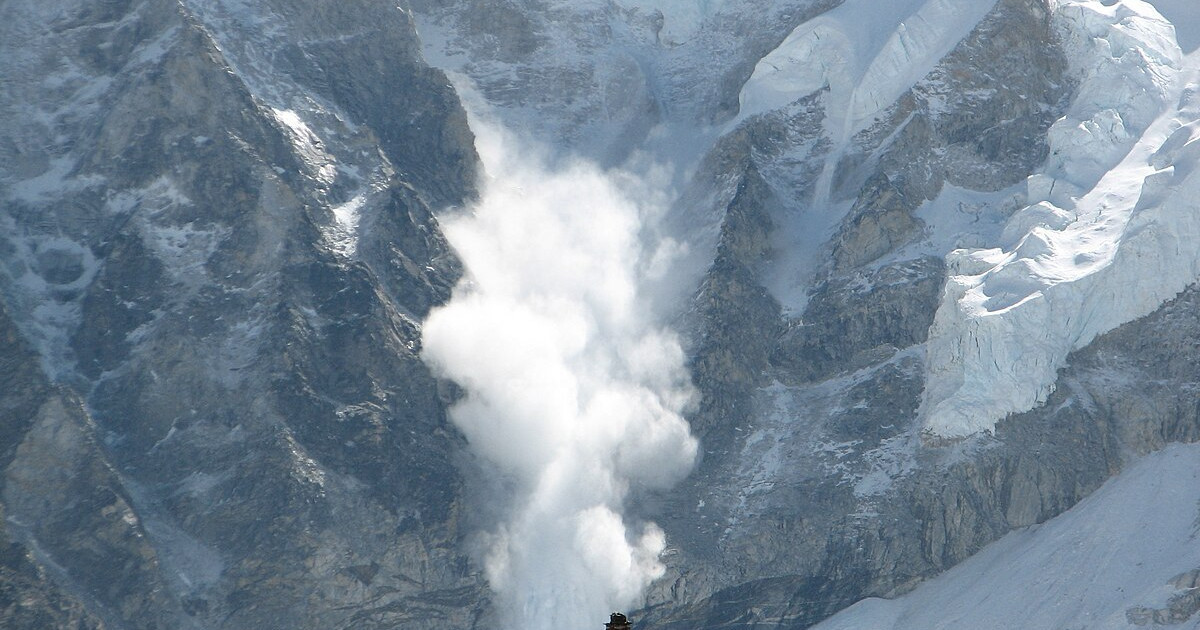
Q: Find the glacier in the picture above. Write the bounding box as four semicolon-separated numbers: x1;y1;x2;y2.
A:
921;0;1200;437
733;0;1200;439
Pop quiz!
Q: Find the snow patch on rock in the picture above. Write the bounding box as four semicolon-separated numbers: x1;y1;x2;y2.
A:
270;108;338;185
327;194;365;257
0;226;99;380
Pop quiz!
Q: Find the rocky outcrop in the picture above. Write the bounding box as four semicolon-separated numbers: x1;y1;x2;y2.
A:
0;306;110;630
687;164;781;443
774;257;945;382
1128;569;1200;626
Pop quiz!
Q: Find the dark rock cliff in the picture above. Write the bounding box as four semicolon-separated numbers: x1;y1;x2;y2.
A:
0;0;485;627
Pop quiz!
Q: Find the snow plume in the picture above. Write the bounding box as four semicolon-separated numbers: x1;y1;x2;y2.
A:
421;122;699;630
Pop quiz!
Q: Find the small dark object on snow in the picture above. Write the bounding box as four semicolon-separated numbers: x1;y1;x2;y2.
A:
606;612;631;630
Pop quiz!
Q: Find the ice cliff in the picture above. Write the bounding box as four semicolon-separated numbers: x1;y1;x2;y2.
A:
922;0;1200;437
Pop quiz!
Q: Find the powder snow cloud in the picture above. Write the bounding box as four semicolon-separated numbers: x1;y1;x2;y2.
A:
422;121;698;630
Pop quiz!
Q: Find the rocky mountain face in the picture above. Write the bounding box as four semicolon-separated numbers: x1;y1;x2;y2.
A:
4;0;1200;629
1;1;484;628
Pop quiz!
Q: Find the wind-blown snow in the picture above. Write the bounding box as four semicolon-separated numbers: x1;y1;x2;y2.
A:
814;443;1200;629
921;0;1198;438
421;121;697;630
9;157;104;204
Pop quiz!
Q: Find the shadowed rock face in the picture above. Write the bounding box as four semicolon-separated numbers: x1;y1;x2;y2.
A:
0;305;109;630
0;0;486;628
773;256;947;382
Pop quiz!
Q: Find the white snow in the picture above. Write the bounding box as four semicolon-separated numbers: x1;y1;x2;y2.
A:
107;176;231;293
140;220;227;289
741;0;997;315
814;443;1200;630
737;0;996;139
913;184;1025;256
327;194;365;257
921;0;1195;438
129;25;179;66
8;157;103;204
270;108;337;185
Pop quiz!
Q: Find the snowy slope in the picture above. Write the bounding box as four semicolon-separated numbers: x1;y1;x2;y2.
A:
738;0;997;138
814;442;1200;630
736;0;999;315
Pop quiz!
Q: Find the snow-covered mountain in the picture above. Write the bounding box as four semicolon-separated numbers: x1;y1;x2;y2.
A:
4;0;1200;628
